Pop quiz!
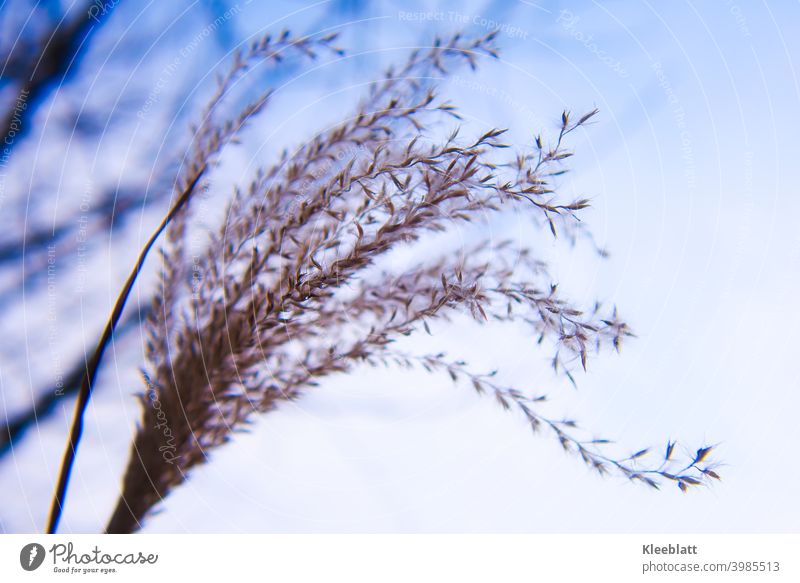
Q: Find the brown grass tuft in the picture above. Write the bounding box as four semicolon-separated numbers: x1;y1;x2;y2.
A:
44;31;719;533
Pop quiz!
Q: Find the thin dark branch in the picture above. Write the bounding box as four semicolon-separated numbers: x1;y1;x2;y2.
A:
45;168;205;534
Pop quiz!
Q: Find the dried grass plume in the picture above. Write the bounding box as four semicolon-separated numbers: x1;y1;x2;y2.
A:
50;30;720;534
